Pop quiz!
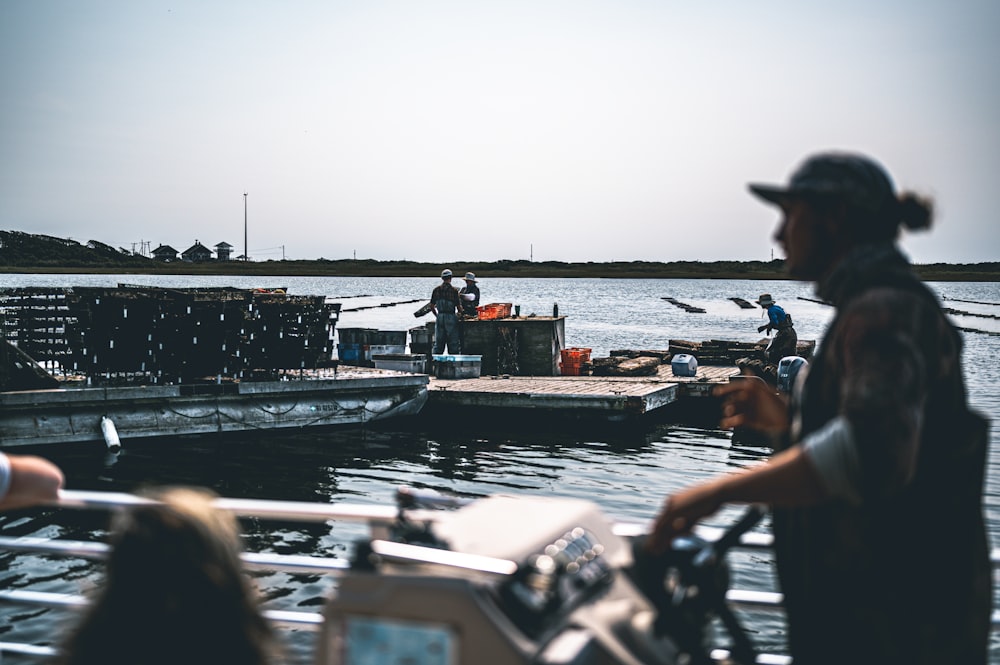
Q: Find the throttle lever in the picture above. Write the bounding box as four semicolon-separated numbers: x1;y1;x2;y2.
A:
694;504;766;568
627;505;766;665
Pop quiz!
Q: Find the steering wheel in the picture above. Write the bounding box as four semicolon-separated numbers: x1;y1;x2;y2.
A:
628;506;765;665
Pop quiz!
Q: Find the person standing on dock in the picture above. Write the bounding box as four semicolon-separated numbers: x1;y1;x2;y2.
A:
755;293;797;363
648;151;990;664
430;269;462;354
459;272;481;317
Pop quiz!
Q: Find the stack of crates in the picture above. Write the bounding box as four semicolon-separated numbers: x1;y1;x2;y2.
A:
409;323;434;358
337;328;378;366
59;286;339;385
160;288;251;382
369;330;407;358
0;288;77;371
559;347;592;376
475;303;513;320
249;293;339;374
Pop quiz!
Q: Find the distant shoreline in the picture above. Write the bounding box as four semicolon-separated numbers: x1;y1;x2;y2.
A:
3;259;999;282
3;230;996;281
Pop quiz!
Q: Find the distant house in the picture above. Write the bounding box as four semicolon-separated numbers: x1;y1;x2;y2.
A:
181;241;213;262
151;244;179;262
215;241;233;261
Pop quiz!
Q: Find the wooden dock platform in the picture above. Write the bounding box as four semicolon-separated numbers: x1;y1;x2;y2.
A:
427;365;739;418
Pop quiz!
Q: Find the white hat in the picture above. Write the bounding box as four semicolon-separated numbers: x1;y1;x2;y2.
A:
464;272;477;282
441;269;452;278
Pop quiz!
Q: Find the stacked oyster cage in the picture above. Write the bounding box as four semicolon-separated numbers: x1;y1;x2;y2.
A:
0;286;341;385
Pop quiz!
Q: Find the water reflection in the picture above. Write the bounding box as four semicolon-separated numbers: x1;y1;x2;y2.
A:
1;275;997;663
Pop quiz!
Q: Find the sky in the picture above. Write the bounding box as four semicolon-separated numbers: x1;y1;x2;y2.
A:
2;1;998;265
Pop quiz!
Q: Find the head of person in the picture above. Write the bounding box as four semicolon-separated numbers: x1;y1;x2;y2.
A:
464;272;477;285
756;293;774;309
58;486;274;665
748;151;933;281
440;268;452;282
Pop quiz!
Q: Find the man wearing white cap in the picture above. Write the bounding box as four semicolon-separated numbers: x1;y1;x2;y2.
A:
755;293;796;364
458;272;480;317
429;269;462;354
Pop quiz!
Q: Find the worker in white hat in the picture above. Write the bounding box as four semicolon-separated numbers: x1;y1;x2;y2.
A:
429;269;461;353
458;272;480;317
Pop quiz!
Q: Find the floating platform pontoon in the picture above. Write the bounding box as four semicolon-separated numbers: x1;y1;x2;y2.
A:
426;365;738;420
0;367;428;448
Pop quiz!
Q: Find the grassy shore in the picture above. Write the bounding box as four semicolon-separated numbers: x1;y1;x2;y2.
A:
4;258;1000;282
4;231;996;281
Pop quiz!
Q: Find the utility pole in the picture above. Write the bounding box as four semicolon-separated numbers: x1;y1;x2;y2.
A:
243;191;248;262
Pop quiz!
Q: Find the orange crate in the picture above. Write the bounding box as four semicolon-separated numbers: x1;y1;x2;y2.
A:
560;362;582;376
476;304;499;320
560;347;592;364
477;303;512;320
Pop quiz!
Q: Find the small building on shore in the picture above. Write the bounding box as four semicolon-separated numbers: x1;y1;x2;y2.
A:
215;241;233;261
151;244;179;261
181;241;213;262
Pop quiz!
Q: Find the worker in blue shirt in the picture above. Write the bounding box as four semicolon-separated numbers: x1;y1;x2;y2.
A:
756;293;797;363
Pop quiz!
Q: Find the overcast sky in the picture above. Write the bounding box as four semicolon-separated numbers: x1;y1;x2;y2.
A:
2;1;997;264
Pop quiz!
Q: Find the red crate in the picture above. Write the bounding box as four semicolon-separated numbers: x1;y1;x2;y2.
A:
476;304;499;320
560;362;582;376
476;303;513;320
560;347;592;364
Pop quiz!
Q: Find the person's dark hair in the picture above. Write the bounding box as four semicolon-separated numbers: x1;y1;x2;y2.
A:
865;190;934;242
56;486;275;665
808;189;934;244
897;191;934;232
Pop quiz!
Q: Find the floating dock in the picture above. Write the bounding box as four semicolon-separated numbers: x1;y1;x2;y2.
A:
0;286;433;448
0;367;428;448
426;365;738;420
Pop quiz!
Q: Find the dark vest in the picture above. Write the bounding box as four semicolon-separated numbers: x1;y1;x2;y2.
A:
773;256;990;664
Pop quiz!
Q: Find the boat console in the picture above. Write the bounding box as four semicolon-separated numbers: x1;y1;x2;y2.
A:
317;489;762;665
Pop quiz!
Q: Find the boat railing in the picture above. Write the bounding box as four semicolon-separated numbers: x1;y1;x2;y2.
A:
1;489;998;662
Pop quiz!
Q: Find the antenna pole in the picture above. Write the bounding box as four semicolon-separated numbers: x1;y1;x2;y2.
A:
243;191;248;262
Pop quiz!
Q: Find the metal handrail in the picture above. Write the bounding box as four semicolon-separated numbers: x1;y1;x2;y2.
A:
0;589;323;628
64;491;1000;560
0;535;351;574
56;489;444;524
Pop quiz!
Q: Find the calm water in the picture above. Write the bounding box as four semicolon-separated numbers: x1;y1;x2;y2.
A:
1;273;998;663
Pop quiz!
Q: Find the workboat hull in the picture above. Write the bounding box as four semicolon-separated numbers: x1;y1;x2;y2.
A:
0;372;428;448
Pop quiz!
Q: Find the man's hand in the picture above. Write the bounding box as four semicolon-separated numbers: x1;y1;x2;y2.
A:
757;324;768;333
714;374;789;434
647;483;726;554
